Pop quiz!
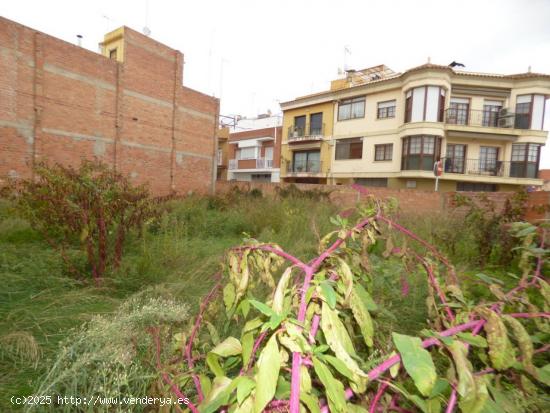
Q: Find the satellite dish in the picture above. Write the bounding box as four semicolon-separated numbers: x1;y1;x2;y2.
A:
143;26;151;36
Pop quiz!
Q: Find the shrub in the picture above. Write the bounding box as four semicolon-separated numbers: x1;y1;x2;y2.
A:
154;197;549;413
6;160;158;284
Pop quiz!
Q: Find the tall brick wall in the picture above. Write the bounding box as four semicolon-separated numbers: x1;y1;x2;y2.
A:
216;181;549;222
0;17;218;195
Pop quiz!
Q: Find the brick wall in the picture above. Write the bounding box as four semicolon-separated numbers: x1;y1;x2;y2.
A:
0;17;218;195
216;181;549;222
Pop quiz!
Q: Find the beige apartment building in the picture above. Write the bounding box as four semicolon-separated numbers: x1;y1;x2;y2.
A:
280;64;549;191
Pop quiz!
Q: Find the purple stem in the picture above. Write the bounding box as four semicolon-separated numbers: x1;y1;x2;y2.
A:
309;314;321;344
369;381;389;413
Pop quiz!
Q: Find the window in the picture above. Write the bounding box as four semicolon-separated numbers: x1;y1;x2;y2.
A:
217;149;223;166
479;146;500;175
291;151;320;173
515;95;532;129
355;178;388;188
445;144;466;174
310;113;323;135
109;49;117;60
457;182;497;192
401;135;442;171
377;100;396;119
405;86;445;122
510;143;541;178
447;98;469;125
237;147;257;160
338;97;365;121
293;115;306;136
482;100;503;127
335;138;363;160
374;144;393;161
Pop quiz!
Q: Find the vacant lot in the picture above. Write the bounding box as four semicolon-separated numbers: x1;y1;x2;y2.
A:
0;189;547;412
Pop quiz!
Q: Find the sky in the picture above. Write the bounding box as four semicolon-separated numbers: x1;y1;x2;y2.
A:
2;0;550;167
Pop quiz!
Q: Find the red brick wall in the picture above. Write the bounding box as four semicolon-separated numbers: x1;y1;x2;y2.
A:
216;181;549;223
0;17;218;195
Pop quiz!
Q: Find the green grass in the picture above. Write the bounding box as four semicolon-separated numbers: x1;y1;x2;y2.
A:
0;192;339;410
0;191;544;411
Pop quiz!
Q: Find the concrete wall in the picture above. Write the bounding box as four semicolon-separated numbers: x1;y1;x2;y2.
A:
0;17;218;195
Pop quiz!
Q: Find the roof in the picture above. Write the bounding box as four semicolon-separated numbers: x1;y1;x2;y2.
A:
280;63;550;107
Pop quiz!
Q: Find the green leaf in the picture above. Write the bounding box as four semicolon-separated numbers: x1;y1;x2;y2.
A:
272;266;292;314
254;334;280;413
321;355;354;380
206;353;224;377
241;331;254;367
300;393;321;413
205;321;220;346
350;285;374;347
392;332;437;397
223;283;236;312
199;374;212;399
479;309;515;370
536;364;550;386
249;299;276;317
473;273;504;286
312;357;347;413
237;377;255;405
200;376;233;413
321;302;367;393
268;314;284;330
457;332;487;348
211;336;242;357
502;315;537;378
388;351;400;378
487;383;521;413
320;281;337;309
335;257;354;302
354;283;378;311
447;340;476;401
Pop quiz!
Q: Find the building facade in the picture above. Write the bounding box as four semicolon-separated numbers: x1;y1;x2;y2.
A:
227;115;282;183
0;18;218;195
280;64;549;191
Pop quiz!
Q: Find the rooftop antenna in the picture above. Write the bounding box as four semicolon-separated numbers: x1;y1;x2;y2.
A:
143;0;151;36
102;14;114;33
343;45;351;71
76;34;83;47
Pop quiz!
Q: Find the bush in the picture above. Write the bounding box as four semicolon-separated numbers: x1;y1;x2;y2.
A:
6;161;158;283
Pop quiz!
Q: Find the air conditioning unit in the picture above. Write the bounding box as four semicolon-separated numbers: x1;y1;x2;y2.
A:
499;108;510;117
498;116;514;128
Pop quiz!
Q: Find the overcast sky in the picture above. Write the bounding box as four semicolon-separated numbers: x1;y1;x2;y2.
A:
2;0;550;167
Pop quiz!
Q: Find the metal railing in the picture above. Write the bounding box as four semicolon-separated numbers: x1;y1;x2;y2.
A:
441;157;539;179
228;159;238;170
444;109;530;129
287;159;322;173
287;123;325;141
256;158;273;169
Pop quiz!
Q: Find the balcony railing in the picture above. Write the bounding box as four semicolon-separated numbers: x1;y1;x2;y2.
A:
287;160;322;174
256;158;273;169
228;159;238;170
288;123;325;142
444;109;530;129
441;157;539;179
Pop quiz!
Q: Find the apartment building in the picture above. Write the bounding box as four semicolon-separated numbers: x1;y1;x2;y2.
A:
280;64;549;191
227;115;282;182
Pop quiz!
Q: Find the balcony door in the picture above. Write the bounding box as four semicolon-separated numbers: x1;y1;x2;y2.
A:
292;151;320;173
445;144;466;173
479;146;500;175
293;115;306;137
310;113;323;136
482;100;502;127
448;98;469;125
515;95;531;129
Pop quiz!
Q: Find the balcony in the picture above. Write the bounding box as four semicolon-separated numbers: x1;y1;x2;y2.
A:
287;124;325;143
287;160;322;174
441;157;539;179
444;109;530;129
256;158;273;169
228;158;273;170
